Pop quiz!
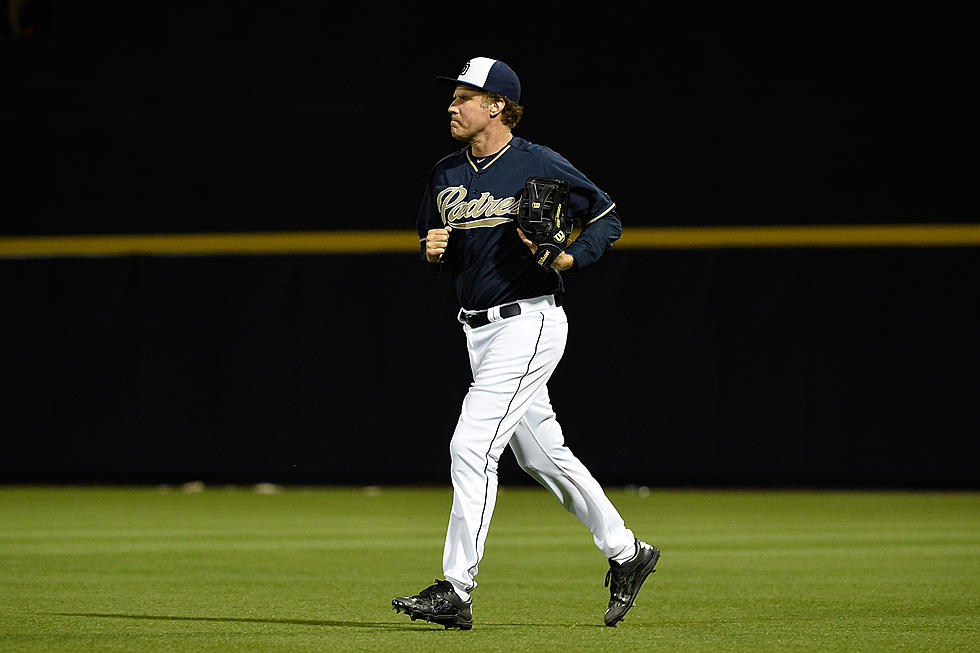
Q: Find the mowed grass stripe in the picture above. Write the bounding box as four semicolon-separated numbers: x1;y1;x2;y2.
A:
5;534;974;556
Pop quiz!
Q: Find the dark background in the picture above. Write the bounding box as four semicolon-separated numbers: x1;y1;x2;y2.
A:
2;1;977;487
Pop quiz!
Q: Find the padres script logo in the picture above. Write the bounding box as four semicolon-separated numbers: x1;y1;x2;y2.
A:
437;186;519;229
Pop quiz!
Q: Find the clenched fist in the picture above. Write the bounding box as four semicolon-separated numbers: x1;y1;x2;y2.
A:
426;226;453;263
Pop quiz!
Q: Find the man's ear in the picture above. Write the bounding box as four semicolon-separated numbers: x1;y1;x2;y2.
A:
489;99;505;118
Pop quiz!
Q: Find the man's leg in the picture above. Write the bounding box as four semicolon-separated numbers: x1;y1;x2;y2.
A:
510;387;661;626
509;385;636;560
442;309;568;598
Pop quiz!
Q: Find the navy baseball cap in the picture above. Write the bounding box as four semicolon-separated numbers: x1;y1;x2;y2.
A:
437;57;522;103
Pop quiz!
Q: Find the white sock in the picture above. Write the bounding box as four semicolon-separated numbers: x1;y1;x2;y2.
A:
448;579;471;602
611;540;638;564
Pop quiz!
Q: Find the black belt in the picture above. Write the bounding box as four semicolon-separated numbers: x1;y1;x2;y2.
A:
462;294;562;329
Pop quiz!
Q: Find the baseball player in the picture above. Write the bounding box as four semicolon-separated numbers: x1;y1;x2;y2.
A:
392;57;659;630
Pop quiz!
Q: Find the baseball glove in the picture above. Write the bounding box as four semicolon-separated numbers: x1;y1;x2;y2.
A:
517;177;574;269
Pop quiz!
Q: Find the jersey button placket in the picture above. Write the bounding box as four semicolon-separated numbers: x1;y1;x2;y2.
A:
466;173;480;250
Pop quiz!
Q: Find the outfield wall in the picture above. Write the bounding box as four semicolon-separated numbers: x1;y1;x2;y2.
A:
4;4;977;487
3;245;976;488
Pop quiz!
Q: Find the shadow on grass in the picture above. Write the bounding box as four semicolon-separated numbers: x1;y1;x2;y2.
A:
56;612;608;630
57;612;423;631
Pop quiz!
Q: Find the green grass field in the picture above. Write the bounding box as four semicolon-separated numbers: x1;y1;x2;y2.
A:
0;485;977;652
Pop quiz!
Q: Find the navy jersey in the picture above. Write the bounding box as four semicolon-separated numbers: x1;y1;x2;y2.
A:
417;136;622;311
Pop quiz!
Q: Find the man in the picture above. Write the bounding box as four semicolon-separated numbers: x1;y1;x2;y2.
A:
392;57;659;630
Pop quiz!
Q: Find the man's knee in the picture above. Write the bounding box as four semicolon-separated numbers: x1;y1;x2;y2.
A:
513;445;555;478
450;430;499;472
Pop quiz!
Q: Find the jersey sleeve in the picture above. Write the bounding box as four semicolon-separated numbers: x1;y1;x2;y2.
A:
564;205;622;271
541;152;623;271
416;168;443;264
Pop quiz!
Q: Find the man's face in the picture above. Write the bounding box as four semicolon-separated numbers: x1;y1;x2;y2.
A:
448;85;493;142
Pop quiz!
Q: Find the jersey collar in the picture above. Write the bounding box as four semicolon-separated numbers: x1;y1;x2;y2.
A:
466;142;512;172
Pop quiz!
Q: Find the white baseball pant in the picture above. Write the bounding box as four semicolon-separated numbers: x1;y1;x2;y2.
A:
443;294;636;599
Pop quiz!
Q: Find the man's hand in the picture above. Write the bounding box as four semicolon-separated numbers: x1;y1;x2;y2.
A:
426;226;452;263
517;228;574;271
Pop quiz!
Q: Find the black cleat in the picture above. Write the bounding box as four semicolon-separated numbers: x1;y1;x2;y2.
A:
392;579;473;630
604;539;660;626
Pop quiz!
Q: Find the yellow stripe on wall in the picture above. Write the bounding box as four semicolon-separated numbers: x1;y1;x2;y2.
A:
0;224;978;258
617;224;980;249
0;230;415;258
